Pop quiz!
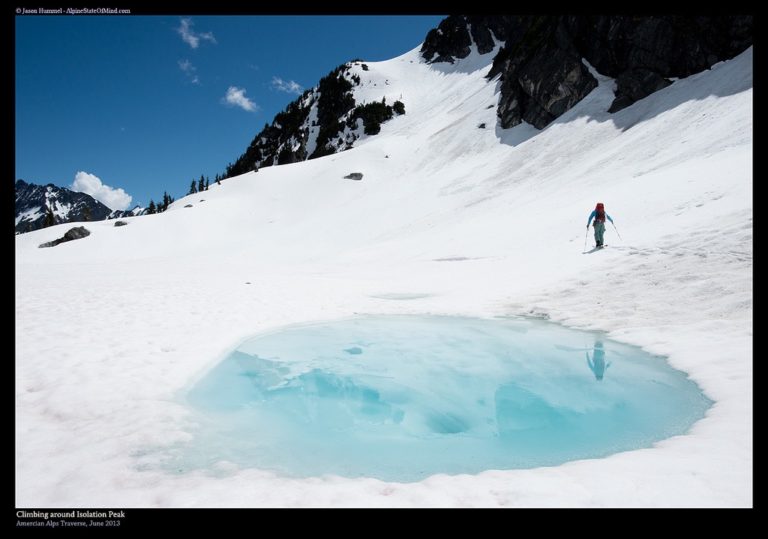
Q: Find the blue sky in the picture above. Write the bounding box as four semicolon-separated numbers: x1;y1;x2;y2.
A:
15;15;445;209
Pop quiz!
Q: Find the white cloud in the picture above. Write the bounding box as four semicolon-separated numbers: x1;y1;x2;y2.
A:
178;59;200;85
223;86;258;112
71;171;132;211
178;59;194;72
198;31;216;43
177;18;217;49
271;76;303;95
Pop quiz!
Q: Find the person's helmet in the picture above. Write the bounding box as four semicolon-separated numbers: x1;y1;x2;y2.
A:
596;202;604;210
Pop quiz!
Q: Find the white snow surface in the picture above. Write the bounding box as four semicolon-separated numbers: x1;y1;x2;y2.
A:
15;45;752;507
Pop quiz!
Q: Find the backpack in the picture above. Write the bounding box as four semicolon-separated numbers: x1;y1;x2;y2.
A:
594;203;606;223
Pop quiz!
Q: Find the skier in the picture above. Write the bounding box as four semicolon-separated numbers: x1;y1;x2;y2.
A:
586;202;614;248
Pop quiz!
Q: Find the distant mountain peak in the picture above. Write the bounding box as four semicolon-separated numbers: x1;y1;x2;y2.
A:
15;180;144;234
223;60;405;180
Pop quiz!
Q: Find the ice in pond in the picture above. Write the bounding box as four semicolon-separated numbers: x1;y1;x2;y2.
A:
174;315;711;481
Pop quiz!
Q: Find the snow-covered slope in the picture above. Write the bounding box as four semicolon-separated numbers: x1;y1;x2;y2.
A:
15;45;752;507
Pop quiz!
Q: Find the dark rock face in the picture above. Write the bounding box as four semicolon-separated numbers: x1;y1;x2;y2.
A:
492;18;598;129
16;179;112;234
38;226;90;248
425;16;598;129
566;15;752;112
565;16;752;78
421;15;522;59
421;17;473;63
422;15;752;127
608;69;672;113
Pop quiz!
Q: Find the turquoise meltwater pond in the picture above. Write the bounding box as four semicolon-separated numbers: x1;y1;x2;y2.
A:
178;315;711;481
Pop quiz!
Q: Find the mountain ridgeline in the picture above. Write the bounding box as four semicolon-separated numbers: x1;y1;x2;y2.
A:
223;15;751;177
224;62;405;179
14;179;145;234
17;16;752;234
421;15;752;128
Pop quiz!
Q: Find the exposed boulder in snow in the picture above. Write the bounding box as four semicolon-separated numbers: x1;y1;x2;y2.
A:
114;220;128;227
344;172;363;181
38;226;90;248
63;226;90;241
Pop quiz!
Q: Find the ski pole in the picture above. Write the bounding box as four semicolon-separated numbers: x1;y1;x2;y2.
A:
583;227;589;251
611;222;623;241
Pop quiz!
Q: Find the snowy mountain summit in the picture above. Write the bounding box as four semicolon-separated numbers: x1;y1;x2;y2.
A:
15;179;112;233
15;179;145;233
223;15;751;175
16;16;752;508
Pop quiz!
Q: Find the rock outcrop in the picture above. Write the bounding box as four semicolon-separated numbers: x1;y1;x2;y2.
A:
38;226;91;248
421;15;752;128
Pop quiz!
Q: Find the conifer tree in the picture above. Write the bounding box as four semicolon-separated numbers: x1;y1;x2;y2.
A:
43;206;55;228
